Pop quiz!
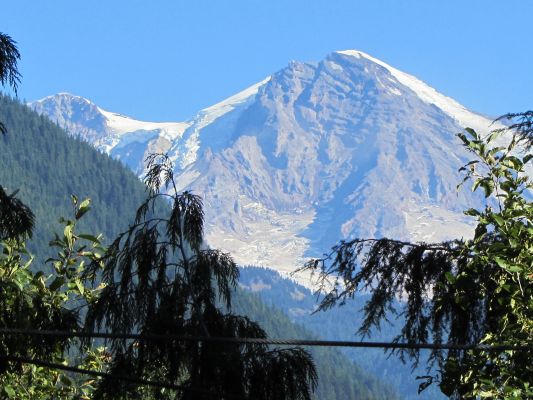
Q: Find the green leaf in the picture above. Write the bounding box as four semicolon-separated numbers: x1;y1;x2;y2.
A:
464;127;478;138
78;198;90;209
12;277;24;291
63;223;74;247
503;156;523;171
487;129;503;143
500;180;515;193
492;214;505;227
76;198;91;220
494;257;509;269
75;279;85;295
457;132;469;145
472;178;483;192
464;208;481;216
49;276;65;291
477;179;495;197
3;386;16;398
488;146;505;156
78;234;100;244
60;373;72;386
444;272;455;284
495;257;523;273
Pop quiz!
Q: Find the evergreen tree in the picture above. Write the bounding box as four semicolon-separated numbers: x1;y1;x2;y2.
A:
84;154;318;399
0;31;33;239
301;113;533;399
0;31;20;135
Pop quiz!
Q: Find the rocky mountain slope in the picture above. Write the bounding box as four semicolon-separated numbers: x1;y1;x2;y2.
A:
31;50;497;282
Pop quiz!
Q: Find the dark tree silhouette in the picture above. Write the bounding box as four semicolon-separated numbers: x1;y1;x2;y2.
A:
0;32;21;135
300;113;532;399
1;33;88;391
497;110;533;149
0;187;34;241
85;154;317;400
0;32;33;239
0;32;33;240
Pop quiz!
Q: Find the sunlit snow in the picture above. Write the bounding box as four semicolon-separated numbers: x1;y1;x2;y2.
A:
337;50;502;134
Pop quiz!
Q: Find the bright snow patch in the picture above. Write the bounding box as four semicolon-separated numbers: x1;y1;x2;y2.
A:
198;77;271;126
166;77;271;169
98;108;190;140
336;50;501;134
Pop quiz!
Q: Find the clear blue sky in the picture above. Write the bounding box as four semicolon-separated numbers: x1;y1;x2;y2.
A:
3;0;532;121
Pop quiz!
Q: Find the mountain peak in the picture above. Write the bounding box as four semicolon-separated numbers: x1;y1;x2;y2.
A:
333;50;498;134
30;51;502;284
335;49;373;59
35;92;95;105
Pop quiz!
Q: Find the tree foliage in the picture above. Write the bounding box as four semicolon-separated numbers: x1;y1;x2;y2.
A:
0;186;34;241
84;154;317;400
0;196;108;399
0;33;20;92
0;30;109;398
0;31;21;135
301;112;533;399
497;111;533;149
0;150;318;399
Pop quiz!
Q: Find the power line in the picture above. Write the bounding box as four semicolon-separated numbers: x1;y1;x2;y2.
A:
0;354;246;400
0;354;181;390
0;328;530;351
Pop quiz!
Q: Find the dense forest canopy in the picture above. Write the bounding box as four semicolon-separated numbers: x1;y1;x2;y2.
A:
0;95;149;262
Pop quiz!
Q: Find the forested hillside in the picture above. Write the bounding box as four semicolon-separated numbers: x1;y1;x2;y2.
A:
0;94;398;399
239;266;445;400
0;94;147;262
233;288;400;400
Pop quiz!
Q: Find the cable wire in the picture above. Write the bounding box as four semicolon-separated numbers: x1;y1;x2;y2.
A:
0;354;181;390
0;354;247;400
0;328;530;351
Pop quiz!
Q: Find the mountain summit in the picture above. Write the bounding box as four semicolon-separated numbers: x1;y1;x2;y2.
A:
31;51;494;281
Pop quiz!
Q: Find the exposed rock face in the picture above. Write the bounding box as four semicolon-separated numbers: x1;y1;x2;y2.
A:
32;93;190;175
31;92;109;143
31;51;495;281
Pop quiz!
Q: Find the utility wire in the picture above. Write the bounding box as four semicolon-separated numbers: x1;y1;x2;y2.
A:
0;328;530;351
0;354;180;390
0;354;247;400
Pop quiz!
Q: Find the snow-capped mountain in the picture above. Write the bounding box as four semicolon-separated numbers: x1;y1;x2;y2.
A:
30;50;498;282
31;78;268;175
31;92;190;175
